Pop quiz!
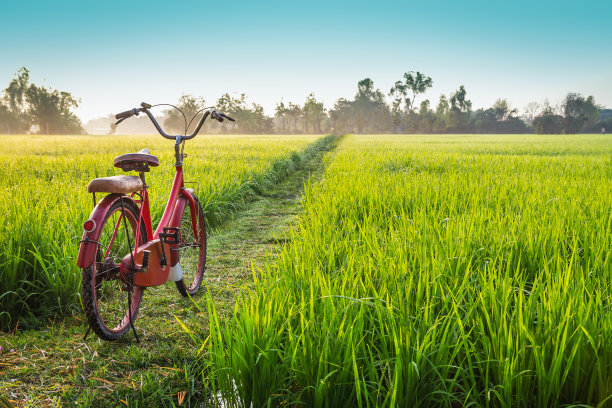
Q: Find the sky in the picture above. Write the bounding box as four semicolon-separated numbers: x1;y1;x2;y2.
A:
1;0;611;121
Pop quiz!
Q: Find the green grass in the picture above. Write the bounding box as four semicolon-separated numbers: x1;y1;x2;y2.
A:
207;134;612;407
0;134;322;331
0;135;336;406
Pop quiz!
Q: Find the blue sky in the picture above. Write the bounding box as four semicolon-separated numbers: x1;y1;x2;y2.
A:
1;0;610;120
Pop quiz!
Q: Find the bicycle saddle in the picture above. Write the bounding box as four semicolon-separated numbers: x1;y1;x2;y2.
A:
87;175;143;194
114;148;159;172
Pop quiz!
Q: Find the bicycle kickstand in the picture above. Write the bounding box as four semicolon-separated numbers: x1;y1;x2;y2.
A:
83;326;91;341
127;276;140;343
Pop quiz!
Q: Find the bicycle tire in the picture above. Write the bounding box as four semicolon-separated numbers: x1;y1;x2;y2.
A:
81;197;148;341
175;194;207;297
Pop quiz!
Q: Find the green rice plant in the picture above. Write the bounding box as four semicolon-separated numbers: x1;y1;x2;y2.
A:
0;134;324;331
208;134;612;407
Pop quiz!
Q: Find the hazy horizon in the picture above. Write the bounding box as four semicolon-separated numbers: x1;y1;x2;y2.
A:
1;0;611;121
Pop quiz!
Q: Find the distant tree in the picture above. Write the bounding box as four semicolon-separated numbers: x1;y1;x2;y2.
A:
416;100;436;133
1;67;83;134
585;108;612;133
216;93;247;133
248;103;274;134
329;98;353;135
286;102;303;133
533;101;564;134
522;102;540;125
353;78;389;133
389;71;433;112
449;85;471;112
491;98;517;121
433;94;449;132
26;86;82;134
274;100;289;133
561;92;599;133
4;67;29;113
164;94;206;135
0;104;23;134
215;93;273;134
303;93;326;134
446;85;472;131
473;99;527;134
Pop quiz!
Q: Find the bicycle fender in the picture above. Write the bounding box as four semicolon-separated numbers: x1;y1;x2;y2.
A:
176;188;198;239
77;194;131;269
164;189;192;267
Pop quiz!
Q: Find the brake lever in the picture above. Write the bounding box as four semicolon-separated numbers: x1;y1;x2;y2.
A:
115;117;128;125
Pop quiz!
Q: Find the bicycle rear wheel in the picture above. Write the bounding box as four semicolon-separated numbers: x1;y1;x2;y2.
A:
175;195;207;297
81;197;147;341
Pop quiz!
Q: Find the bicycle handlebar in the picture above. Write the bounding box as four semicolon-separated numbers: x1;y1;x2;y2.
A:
114;102;234;141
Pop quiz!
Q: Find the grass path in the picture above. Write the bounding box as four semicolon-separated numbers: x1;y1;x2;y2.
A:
0;136;338;407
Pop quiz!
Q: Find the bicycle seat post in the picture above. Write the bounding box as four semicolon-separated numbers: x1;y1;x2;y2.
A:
139;170;147;190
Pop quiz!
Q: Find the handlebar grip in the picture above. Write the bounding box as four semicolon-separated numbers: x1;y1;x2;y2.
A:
211;111;224;122
220;113;235;122
115;109;137;120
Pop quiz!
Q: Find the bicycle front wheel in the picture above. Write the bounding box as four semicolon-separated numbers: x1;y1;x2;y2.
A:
175;194;207;297
81;197;147;341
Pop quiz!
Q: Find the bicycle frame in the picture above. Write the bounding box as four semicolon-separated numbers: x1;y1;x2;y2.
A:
77;141;199;288
123;161;199;287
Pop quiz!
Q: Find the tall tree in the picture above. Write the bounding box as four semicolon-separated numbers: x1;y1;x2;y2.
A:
389;71;433;112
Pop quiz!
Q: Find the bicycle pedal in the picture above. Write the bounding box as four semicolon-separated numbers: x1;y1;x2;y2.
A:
160;227;180;244
140;250;150;273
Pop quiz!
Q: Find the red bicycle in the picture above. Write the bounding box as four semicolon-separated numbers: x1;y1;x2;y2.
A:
77;102;234;341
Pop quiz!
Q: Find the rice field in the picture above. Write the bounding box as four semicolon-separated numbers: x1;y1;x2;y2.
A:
0;134;321;331
208;134;612;407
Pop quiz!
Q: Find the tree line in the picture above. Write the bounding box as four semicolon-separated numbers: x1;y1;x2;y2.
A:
1;67;610;135
327;74;607;135
0;68;83;134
